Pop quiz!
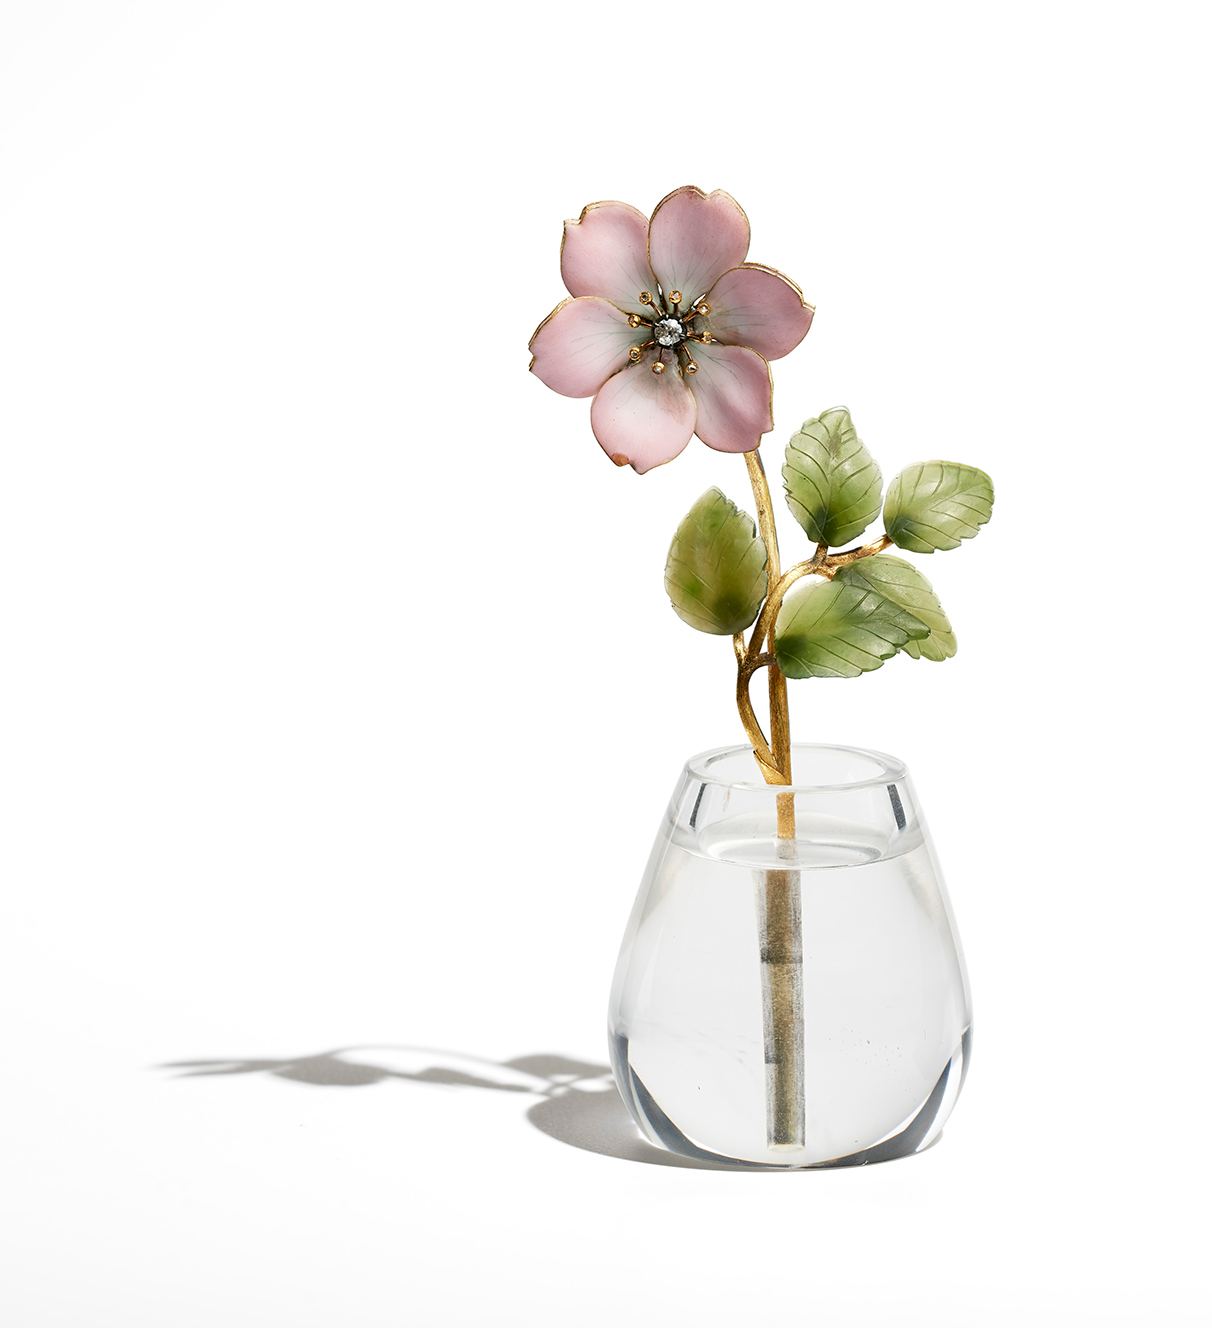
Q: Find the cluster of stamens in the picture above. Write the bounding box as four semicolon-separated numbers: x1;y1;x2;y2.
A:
626;289;714;377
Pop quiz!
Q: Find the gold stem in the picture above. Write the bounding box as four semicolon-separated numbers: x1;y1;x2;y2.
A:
741;448;804;1151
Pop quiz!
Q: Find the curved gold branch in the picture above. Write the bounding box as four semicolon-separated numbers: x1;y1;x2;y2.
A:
826;533;893;568
742;449;795;785
735;654;779;778
741;651;774;676
743;536;892;673
745;557;829;670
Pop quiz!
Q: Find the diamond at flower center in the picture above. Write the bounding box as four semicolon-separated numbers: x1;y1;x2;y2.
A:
653;317;687;348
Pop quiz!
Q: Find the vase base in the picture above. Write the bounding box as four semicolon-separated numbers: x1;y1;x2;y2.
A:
611;1026;970;1170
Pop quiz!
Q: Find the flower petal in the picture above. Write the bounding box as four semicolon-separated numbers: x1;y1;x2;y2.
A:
705;264;815;361
590;363;697;473
688;342;773;454
561;201;656;316
529;297;642;398
648;186;750;306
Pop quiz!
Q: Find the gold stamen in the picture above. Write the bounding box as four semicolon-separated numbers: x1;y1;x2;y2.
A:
697;302;710;316
685;359;698;374
669;290;682;305
651;359;666;375
639;291;654;305
628;346;643;362
627;313;643;328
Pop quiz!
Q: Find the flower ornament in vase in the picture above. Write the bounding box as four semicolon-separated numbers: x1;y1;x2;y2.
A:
530;187;995;1169
529;186;813;471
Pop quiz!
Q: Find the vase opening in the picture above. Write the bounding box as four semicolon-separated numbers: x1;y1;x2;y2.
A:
688;742;906;792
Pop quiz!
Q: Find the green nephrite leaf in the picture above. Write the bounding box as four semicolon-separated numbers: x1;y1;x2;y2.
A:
834;554;956;661
883;461;994;553
782;407;883;547
773;579;928;679
664;488;768;636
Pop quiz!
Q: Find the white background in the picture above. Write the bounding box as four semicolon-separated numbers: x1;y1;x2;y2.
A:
2;3;1209;1324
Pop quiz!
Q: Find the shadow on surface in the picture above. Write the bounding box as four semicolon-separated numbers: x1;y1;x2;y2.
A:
158;1046;742;1170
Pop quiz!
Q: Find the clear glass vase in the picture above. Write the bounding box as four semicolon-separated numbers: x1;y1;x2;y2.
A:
608;743;972;1169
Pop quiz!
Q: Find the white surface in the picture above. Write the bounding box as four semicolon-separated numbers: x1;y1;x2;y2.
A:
2;3;1209;1324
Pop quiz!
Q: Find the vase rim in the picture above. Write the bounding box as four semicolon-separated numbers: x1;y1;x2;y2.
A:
686;742;908;794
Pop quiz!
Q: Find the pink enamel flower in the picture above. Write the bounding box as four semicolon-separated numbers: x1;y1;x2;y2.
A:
529;186;813;474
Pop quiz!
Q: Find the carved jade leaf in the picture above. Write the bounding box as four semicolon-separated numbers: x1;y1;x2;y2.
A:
782;407;882;547
665;488;768;636
883;461;994;554
773;578;928;679
834;554;956;661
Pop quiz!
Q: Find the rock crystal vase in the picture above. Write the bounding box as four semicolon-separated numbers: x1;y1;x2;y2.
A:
608;743;972;1168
